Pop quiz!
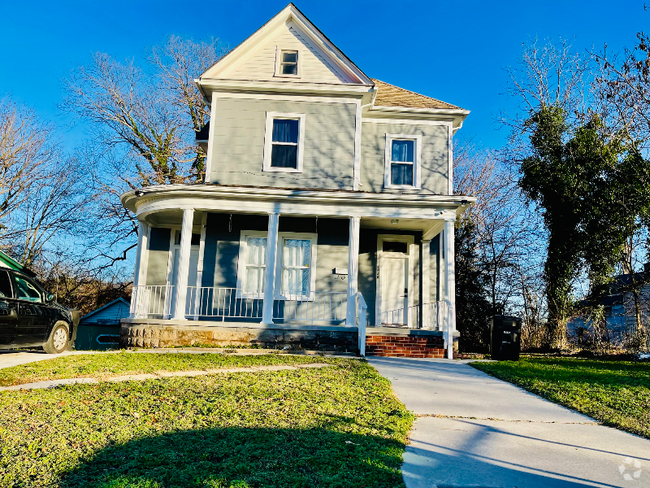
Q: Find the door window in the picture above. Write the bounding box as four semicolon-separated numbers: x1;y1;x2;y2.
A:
13;275;42;303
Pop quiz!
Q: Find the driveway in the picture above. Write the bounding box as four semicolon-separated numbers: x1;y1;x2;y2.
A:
369;357;650;488
0;349;98;369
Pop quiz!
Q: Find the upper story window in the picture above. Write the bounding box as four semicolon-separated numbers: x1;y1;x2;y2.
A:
263;112;306;173
276;49;299;77
384;134;422;189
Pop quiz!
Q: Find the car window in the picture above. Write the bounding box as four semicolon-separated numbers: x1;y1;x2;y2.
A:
0;271;12;298
13;275;42;303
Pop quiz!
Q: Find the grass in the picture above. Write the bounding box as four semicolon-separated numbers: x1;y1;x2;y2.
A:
0;356;413;487
0;352;334;387
471;357;650;439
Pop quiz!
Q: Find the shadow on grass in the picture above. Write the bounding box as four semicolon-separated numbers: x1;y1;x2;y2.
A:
60;426;405;488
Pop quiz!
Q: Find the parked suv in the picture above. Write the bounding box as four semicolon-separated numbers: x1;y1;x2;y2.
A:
0;268;79;354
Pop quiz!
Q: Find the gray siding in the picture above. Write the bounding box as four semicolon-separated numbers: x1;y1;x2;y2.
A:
209;99;356;190
201;214;349;294
146;228;170;286
360;121;449;194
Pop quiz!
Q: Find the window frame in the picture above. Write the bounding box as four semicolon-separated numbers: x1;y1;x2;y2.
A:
12;273;44;303
384;133;422;189
263;112;306;173
236;230;268;298
274;48;300;78
236;230;318;301
275;232;318;301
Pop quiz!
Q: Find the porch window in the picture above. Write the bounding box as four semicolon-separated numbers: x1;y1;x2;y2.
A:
237;231;317;299
281;238;311;296
263;112;305;173
239;233;267;296
384;134;422;189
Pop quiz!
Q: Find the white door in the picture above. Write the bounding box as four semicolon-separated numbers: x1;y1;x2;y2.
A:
379;256;409;326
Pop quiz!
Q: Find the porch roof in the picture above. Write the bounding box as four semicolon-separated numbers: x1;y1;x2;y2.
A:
121;184;475;226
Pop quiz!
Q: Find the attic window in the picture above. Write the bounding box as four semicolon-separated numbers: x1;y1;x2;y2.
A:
276;50;299;77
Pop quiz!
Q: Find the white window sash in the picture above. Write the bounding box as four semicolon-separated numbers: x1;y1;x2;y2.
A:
263;112;306;173
236;230;317;301
275;48;300;78
384;133;422;189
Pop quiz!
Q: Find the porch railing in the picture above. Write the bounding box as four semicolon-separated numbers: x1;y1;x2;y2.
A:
130;284;174;318
183;287;347;324
378;301;447;330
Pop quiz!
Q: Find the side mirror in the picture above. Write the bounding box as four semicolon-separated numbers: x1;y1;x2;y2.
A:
46;293;54;302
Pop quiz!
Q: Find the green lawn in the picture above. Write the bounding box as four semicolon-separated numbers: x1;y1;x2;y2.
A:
0;355;413;487
471;357;650;439
0;352;332;387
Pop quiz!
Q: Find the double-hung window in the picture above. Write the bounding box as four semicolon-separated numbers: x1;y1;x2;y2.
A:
263;112;305;172
239;232;267;296
237;231;317;299
280;237;312;298
384;134;422;189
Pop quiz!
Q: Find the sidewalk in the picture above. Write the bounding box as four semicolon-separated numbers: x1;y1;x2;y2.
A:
369;357;650;488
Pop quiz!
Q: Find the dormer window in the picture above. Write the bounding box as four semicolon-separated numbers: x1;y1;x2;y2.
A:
263;112;306;173
276;49;299;77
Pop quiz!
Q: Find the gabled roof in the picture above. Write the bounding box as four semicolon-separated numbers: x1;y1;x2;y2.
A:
372;79;463;111
199;3;373;86
81;298;130;321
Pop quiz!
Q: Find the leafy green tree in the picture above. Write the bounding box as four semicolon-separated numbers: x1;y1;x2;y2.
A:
520;105;650;347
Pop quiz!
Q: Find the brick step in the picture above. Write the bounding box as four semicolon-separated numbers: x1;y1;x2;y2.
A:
365;334;447;358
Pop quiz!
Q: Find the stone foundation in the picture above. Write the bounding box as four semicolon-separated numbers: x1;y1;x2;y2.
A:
120;319;358;352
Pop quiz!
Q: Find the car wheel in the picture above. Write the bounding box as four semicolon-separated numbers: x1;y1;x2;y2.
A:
43;322;69;354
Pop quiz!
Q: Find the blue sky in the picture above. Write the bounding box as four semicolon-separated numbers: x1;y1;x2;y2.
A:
0;0;647;150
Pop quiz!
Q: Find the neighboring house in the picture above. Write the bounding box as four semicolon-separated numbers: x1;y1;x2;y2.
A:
75;298;130;350
121;4;473;358
569;272;647;345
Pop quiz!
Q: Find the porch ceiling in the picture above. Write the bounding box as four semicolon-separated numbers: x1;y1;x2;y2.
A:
361;217;443;238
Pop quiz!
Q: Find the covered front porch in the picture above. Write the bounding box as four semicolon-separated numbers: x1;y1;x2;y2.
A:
121;185;470;356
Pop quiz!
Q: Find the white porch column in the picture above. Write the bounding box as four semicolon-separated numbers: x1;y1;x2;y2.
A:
346;216;360;326
172;208;194;320
421;239;431;329
261;212;280;325
130;221;149;318
443;220;456;359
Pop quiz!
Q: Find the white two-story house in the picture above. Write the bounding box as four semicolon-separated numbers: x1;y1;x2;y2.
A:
120;3;473;357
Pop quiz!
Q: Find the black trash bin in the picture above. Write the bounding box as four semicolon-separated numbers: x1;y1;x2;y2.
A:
490;316;521;361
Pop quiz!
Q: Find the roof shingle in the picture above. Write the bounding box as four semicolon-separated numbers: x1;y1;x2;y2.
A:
372;79;463;111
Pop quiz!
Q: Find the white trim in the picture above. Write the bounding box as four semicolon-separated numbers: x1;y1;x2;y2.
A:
384;134;422;190
198;4;373;85
375;234;416;327
362;118;454;127
198;79;371;96
214;92;361;104
443;220;456;359
194;212;208;320
237;230;268;298
134;221;149;288
237;229;318;301
262;112;306;173
447;125;453;195
204;93;218;181
369;105;470;116
276;232;318;300
274;47;300;78
353;100;362;191
421;239;431;329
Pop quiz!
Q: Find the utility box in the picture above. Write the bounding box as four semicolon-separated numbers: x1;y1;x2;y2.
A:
490;316;521;361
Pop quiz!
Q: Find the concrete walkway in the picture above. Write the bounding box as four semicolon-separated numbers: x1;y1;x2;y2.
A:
369;357;650;488
0;363;332;391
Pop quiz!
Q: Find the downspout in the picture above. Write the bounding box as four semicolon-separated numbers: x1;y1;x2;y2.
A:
353;86;379;191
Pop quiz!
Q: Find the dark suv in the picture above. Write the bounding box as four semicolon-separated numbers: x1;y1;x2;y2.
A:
0;268;79;354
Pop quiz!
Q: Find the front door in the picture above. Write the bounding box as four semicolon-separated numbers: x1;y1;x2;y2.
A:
377;235;414;327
